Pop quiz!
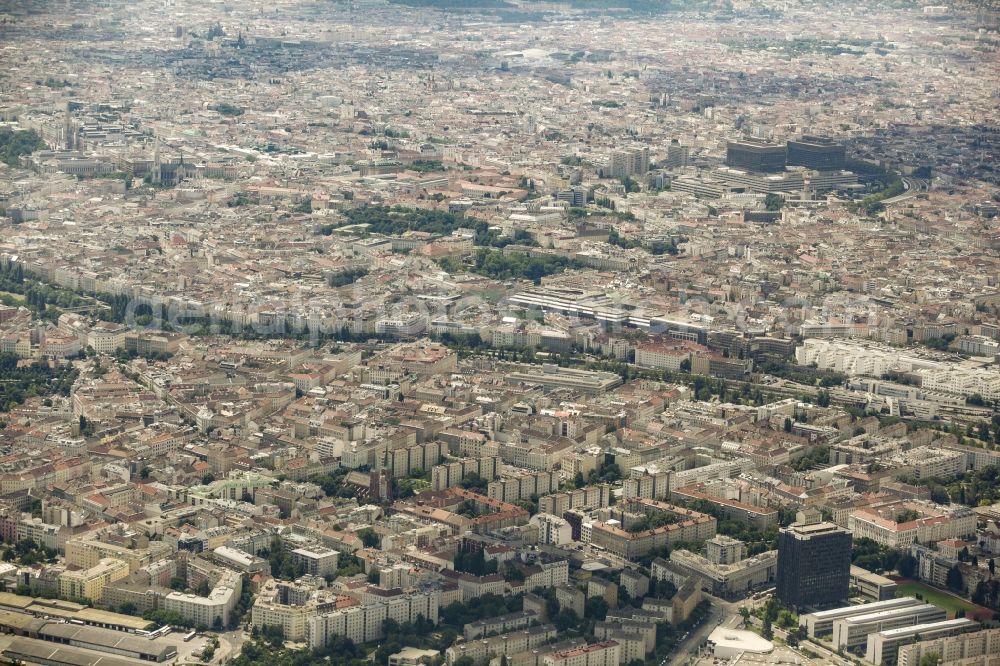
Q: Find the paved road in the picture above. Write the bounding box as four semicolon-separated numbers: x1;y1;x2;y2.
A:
746;616;855;666
778;628;854;666
213;629;247;664
666;598;740;666
665;593;781;666
882;177;926;205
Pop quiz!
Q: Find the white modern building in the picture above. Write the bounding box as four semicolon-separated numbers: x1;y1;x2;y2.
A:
706;627;773;659
531;513;573;546
867;618;979;666
307;591;439;649
832;603;946;651
800;597;924;638
164;570;242;628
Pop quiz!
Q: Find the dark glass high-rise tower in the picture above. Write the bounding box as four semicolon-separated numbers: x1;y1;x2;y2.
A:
725;139;787;173
787;136;847;170
776;520;852;610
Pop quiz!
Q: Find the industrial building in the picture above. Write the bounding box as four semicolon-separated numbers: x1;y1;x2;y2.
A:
1;619;177;663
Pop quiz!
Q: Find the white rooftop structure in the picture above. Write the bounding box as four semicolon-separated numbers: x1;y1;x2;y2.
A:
802;596;923;637
707;627;774;659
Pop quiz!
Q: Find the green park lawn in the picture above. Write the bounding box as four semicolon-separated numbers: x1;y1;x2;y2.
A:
895;581;987;617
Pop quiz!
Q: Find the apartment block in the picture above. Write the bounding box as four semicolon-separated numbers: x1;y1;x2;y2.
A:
543;640;621;666
59;557;130;602
307;591;440;649
896;627;1000;666
538;485;611;516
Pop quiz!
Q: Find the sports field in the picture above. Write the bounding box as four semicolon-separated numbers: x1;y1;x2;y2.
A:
894;580;993;620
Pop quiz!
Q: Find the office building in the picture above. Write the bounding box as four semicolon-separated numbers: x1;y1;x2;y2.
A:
850;566;899;602
502;364;624;395
800;597;925;638
86;321;129;354
663;142;689;169
786;136;846;170
556;186;588;208
833;602;946;651
776;517;852;609
670;176;728;198
668;547;777;600
725;139;786;173
867;618;979;666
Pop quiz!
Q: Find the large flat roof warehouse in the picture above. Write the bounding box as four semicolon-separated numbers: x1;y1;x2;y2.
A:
38;606;155;633
0;591;36;611
32;621;177;662
2;637;149;666
0;592;153;632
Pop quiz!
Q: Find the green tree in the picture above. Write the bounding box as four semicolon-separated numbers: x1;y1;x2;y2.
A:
621;175;640;193
763;193;785;211
898;554;917;578
946;565;964;592
0;127;47;166
217;103;244;117
358;528;380;548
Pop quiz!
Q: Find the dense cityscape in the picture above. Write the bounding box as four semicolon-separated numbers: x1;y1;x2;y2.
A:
0;1;999;665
